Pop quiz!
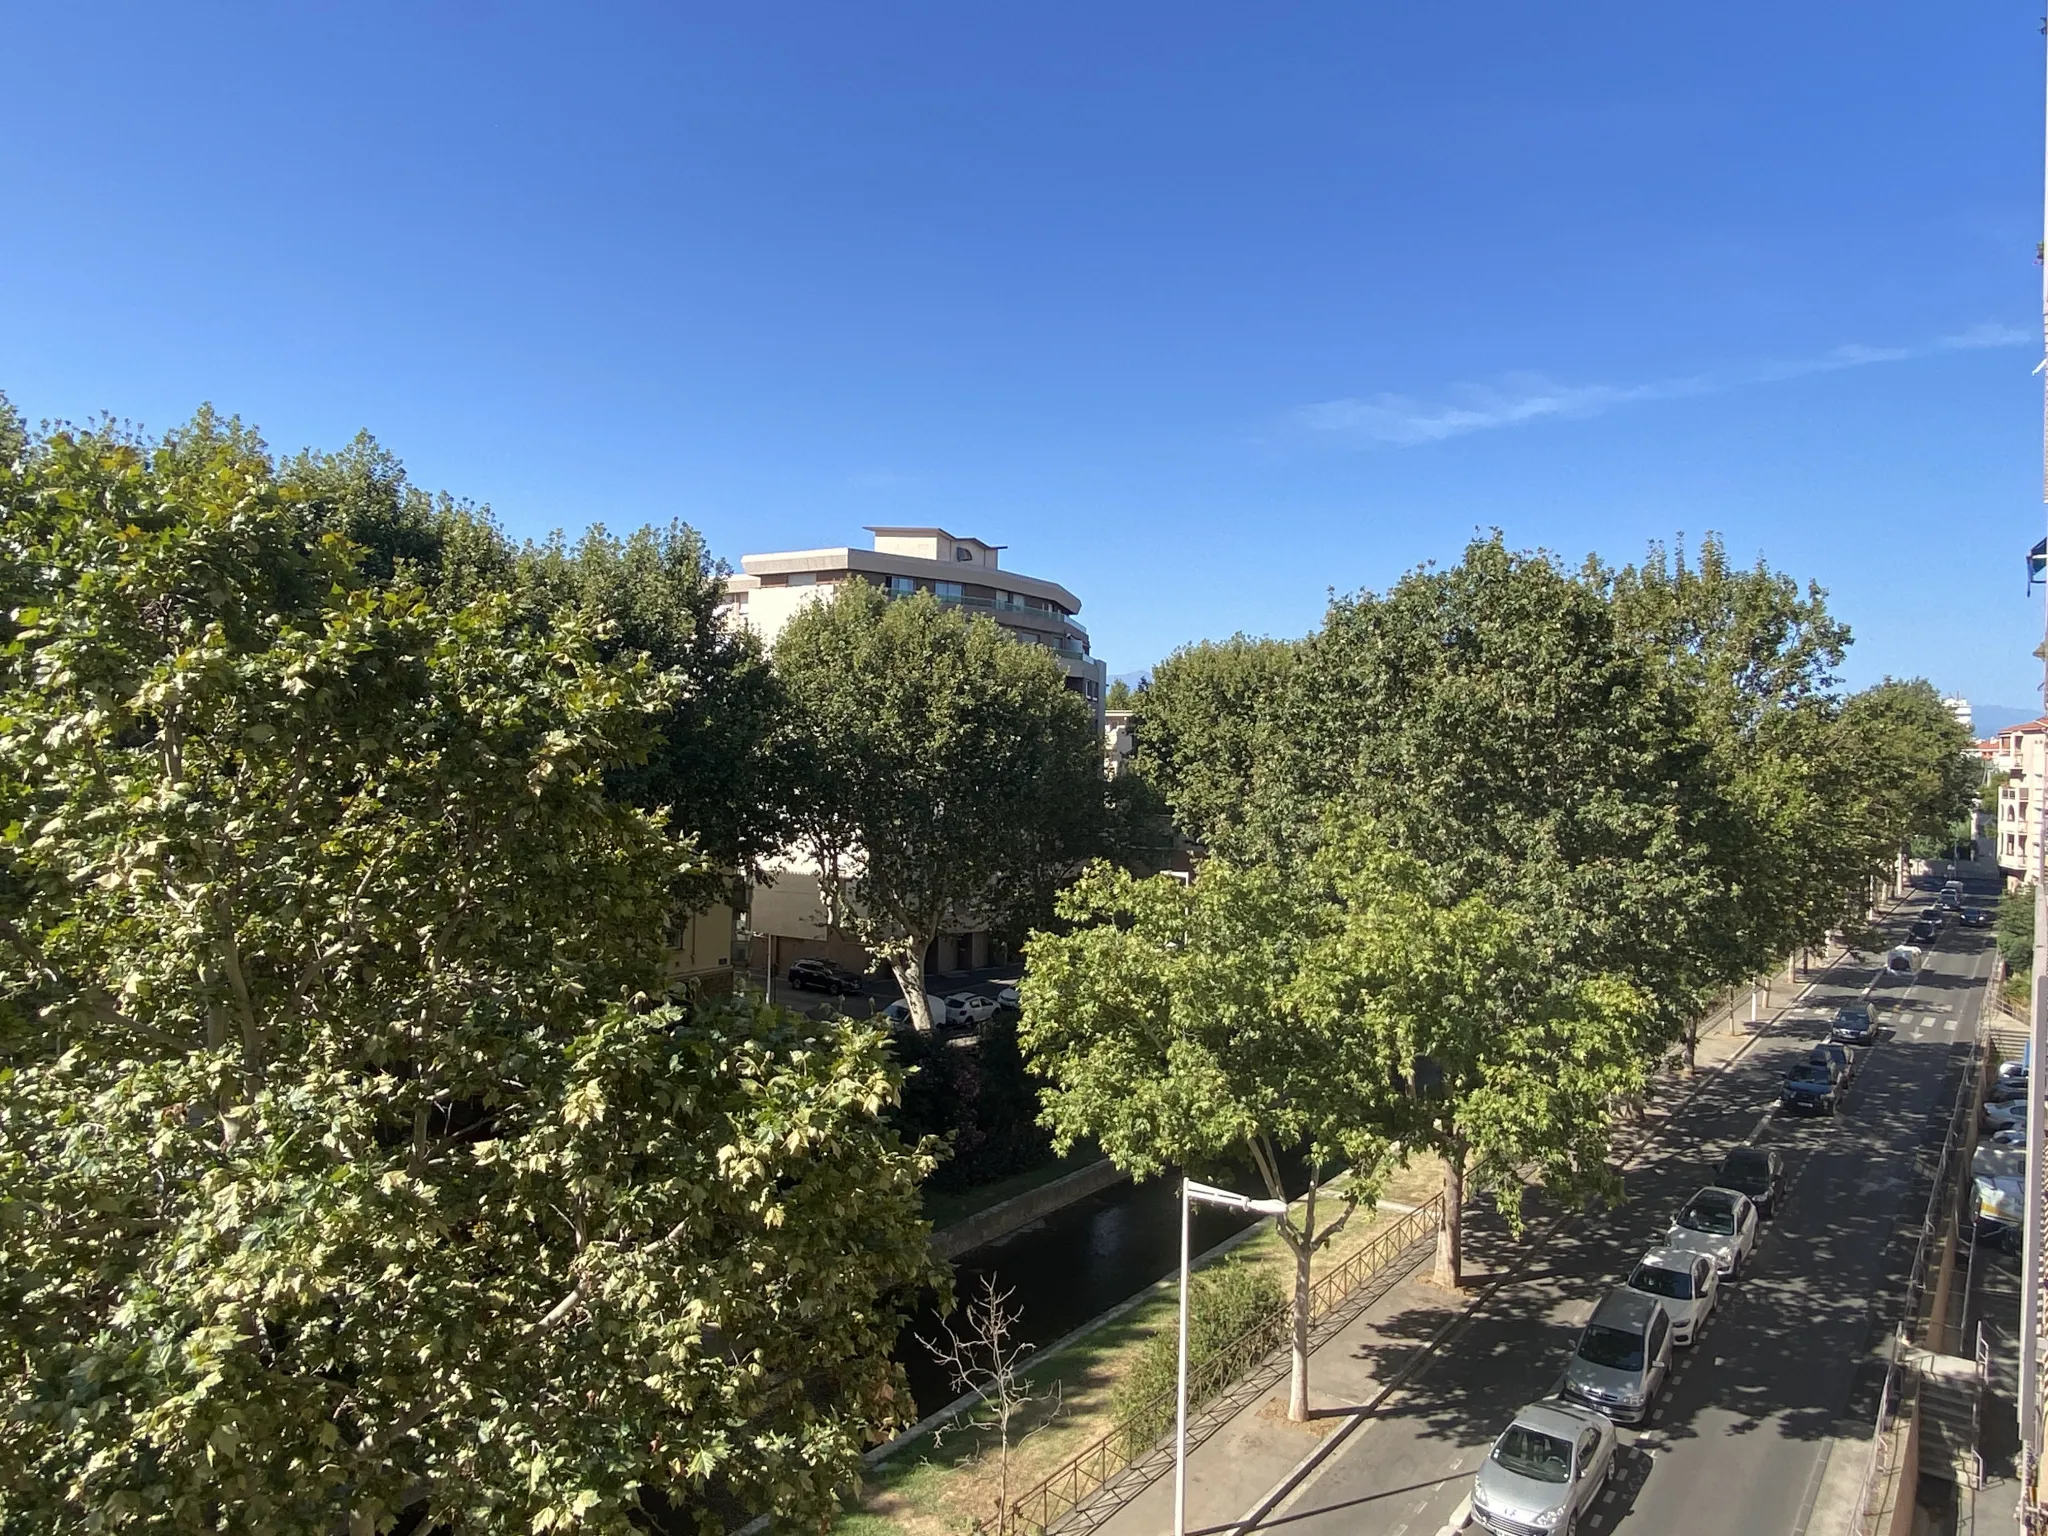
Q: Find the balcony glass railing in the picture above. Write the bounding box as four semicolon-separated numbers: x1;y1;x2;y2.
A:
925;589;1086;634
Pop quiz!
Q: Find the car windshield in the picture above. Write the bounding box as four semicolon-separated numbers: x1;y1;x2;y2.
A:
1491;1425;1572;1485
1838;1009;1868;1025
1678;1196;1736;1235
1789;1064;1830;1085
1577;1323;1646;1371
1629;1263;1692;1299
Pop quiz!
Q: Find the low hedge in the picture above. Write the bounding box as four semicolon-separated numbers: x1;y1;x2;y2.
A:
1111;1261;1287;1445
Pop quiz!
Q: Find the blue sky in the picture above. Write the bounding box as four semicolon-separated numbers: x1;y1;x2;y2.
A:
3;3;2044;715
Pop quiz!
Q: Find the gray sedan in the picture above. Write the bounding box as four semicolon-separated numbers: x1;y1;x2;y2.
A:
1472;1398;1617;1536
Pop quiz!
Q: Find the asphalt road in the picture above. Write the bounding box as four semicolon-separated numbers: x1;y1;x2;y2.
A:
1258;881;1995;1536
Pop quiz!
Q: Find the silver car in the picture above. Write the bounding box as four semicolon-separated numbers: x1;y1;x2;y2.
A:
1622;1247;1718;1346
1472;1398;1616;1536
1560;1287;1673;1424
1665;1186;1759;1278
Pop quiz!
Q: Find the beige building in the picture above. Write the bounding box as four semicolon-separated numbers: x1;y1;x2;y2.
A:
1992;717;2048;888
725;525;1101;987
724;526;1107;721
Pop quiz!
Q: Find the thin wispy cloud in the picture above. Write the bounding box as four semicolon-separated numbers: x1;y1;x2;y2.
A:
1292;322;2031;449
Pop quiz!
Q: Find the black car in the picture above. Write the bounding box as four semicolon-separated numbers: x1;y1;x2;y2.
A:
1909;919;1938;943
1961;908;1993;929
1781;1061;1838;1116
787;958;863;996
1714;1145;1786;1217
1830;1004;1875;1045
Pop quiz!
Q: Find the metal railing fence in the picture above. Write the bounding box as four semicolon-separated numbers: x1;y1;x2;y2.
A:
982;1193;1445;1536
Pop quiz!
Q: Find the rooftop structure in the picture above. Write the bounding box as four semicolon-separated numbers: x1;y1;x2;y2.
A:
724;526;1107;716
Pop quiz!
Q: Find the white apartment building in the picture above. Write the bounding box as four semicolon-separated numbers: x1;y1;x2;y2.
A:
724;526;1107;722
1992;717;2048;888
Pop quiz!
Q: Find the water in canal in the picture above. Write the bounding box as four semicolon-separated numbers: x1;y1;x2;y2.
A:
898;1156;1313;1421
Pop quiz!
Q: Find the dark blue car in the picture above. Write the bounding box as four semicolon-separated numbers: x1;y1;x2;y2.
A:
1830;1004;1875;1045
1781;1061;1838;1116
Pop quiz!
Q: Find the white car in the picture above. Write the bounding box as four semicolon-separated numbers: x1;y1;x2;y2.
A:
996;984;1021;1009
1984;1098;2029;1134
1885;945;1922;975
1665;1187;1760;1278
945;993;998;1027
1622;1247;1720;1347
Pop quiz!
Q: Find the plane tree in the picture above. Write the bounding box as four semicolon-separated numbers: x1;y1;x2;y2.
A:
0;415;937;1535
772;582;1104;1033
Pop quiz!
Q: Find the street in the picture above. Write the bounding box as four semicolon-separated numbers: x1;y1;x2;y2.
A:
1254;888;1996;1536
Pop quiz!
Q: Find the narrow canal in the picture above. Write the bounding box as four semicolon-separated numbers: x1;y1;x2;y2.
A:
897;1171;1265;1419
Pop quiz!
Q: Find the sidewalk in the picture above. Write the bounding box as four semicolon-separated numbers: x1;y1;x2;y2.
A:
1081;947;1855;1536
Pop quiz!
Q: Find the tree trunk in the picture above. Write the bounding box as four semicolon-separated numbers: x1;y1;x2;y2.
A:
1288;1178;1315;1421
1682;1018;1699;1075
1248;1136;1316;1422
892;940;936;1034
1433;1147;1465;1290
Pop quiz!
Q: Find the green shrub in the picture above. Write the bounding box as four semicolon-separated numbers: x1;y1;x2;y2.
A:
1112;1261;1286;1446
1998;886;2036;977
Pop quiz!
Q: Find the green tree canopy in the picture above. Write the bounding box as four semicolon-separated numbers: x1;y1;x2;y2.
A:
773;582;1105;1032
1259;537;1719;1043
0;417;936;1534
1595;535;1861;1058
1131;636;1295;850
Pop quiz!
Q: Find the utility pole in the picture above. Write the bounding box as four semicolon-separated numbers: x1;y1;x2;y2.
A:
2021;17;2048;1513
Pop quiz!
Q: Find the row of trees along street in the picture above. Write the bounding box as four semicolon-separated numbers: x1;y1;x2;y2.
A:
0;399;1976;1532
1020;536;1978;1422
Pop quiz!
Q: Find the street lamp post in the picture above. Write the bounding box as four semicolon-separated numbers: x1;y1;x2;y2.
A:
1175;1179;1289;1536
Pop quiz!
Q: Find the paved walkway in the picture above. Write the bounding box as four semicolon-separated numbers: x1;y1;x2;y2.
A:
1084;944;1855;1536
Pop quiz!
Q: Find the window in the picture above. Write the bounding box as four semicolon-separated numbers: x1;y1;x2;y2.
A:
787;571;816;587
955;546;975;562
936;581;962;599
888;576;915;594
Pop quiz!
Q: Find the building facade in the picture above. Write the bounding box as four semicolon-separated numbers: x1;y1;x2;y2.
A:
1992;717;2048;888
723;526;1107;721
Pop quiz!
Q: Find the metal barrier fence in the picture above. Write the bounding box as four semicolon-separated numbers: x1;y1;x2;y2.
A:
1850;1032;1982;1533
983;1193;1445;1536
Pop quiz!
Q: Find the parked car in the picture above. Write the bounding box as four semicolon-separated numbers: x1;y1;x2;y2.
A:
1983;1097;2030;1135
1975;1145;2025;1226
787;958;864;996
1623;1247;1719;1346
1885;945;1922;975
1961;908;1993;929
1988;1074;2030;1104
1781;1060;1839;1117
883;992;952;1029
1830;1004;1875;1046
1665;1187;1760;1277
1560;1288;1674;1424
1471;1399;1616;1536
1713;1145;1785;1217
1809;1041;1852;1085
2000;1060;2030;1082
944;992;998;1028
996;984;1021;1009
1991;1126;2028;1148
